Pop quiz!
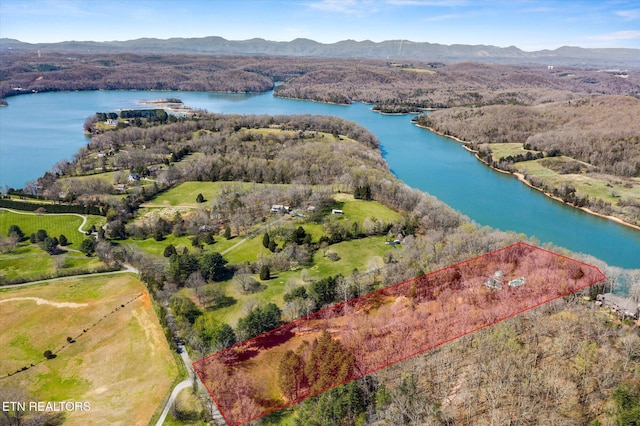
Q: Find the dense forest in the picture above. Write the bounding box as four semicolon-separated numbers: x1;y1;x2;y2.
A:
2;51;639;111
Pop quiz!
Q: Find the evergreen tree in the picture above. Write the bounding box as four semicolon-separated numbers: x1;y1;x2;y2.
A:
7;225;25;241
199;252;228;282
58;234;68;246
43;237;58;254
304;330;355;393
80;238;96;256
35;229;48;242
237;303;282;339
278;350;306;401
260;264;271;280
262;232;270;249
163;244;177;258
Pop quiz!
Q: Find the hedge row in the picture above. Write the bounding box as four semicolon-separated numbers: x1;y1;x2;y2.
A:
0;199;105;216
0;264;122;286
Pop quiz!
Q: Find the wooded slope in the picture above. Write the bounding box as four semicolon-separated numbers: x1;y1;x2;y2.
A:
2;51;639;112
418;95;640;177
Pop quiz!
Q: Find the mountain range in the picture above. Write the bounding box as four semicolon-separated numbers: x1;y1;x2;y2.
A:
1;37;639;67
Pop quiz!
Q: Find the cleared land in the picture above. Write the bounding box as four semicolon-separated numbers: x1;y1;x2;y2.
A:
193;242;605;426
0;274;178;425
0;210;105;246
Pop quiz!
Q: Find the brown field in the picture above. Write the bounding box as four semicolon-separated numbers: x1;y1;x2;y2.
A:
0;274;178;425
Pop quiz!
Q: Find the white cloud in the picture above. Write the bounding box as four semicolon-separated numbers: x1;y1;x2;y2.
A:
589;30;640;41
616;9;640;20
423;13;462;22
307;0;369;14
385;0;468;5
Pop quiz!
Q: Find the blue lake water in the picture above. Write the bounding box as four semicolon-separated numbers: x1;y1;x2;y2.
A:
0;90;639;268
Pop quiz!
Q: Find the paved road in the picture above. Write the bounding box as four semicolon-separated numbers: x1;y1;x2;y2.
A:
155;344;226;425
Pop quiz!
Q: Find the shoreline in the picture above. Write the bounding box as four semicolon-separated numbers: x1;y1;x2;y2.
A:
416;123;640;232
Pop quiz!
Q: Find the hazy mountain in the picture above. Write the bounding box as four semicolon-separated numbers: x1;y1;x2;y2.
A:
1;37;638;67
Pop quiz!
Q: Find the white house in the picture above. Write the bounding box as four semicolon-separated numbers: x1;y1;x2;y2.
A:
331;209;344;215
270;204;290;214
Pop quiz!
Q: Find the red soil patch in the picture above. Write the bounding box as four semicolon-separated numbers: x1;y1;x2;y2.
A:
141;290;151;308
193;242;605;425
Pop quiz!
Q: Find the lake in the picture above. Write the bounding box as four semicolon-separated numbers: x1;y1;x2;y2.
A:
0;90;639;268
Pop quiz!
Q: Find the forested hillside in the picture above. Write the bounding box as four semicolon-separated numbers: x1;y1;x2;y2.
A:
417;95;640;177
415;96;640;227
2;51;639;112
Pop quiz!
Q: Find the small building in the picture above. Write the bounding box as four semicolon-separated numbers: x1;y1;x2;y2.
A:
485;270;504;290
270;204;290;214
128;173;140;182
332;209;344;215
508;277;526;287
106;119;118;126
596;293;639;319
114;183;127;192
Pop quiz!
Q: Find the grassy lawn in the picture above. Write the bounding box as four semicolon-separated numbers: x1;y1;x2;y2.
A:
223;234;272;264
144;181;298;208
126;234;196;257
311;235;395;279
0;210;105;247
0;274;178;425
198;235;396;327
481;143;538;159
334;194;402;223
0;253;53;280
143;182;230;207
515;158;640;205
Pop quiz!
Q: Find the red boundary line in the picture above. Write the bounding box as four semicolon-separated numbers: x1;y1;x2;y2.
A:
193;242;606;425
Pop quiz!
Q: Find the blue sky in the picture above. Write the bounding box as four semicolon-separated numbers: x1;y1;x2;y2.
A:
1;0;639;51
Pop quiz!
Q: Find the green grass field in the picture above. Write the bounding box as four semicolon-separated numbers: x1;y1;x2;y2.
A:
0;210;105;247
481;143;538;159
144;181;297;208
335;194;402;224
515;158;640;205
0;274;178;425
311;235;394;278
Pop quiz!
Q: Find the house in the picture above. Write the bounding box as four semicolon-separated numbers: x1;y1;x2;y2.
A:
485;270;504;290
332;209;344;215
128;173;140;182
270;204;290;214
596;293;639;319
106;119;117;126
114;184;127;192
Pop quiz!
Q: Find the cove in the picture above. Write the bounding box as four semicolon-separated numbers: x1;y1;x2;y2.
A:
0;90;638;269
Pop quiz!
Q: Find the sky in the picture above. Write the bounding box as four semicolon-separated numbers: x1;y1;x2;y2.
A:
1;0;639;51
